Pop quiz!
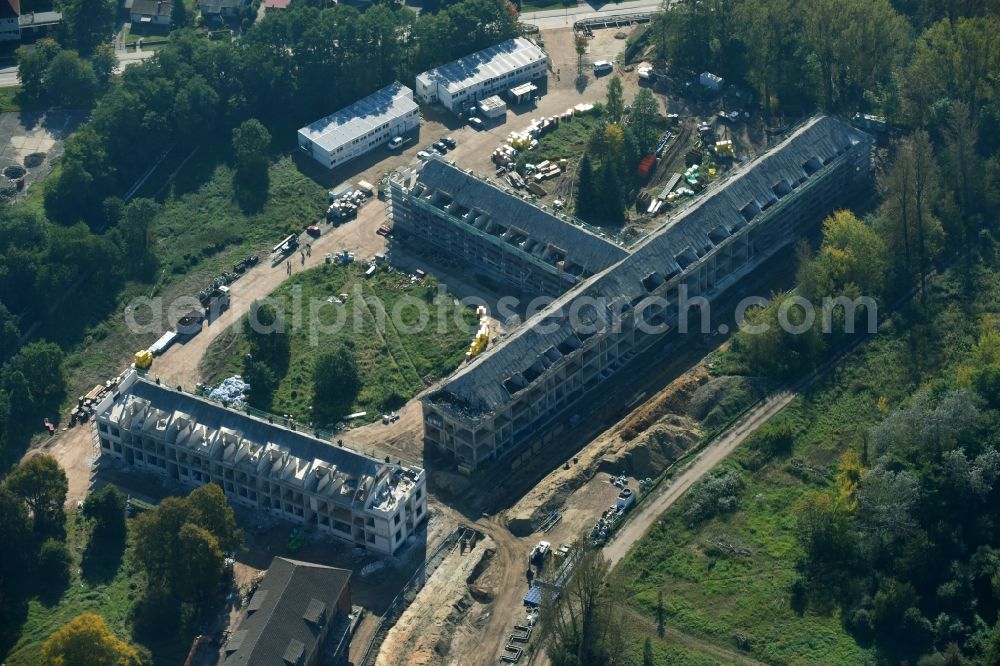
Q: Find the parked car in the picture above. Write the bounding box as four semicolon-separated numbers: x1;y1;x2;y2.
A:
441;136;457;149
424;145;440;155
592;60;613;75
416;150;432;160
469;117;485;129
433;141;448;153
387;136;412;150
306;224;321;237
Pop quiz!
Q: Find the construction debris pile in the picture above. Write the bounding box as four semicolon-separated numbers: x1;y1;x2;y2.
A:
327;185;370;221
466;305;490;361
589;475;650;544
208;375;251;407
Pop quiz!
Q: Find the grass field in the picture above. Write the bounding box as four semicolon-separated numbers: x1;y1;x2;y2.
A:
515;111;604;173
0;87;65;113
3;511;145;666
615;266;1000;664
201;263;478;425
54;154;329;406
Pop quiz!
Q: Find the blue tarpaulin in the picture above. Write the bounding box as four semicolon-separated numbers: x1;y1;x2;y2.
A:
523;585;542;607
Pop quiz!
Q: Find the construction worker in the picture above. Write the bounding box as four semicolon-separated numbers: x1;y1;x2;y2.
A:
286;260;291;275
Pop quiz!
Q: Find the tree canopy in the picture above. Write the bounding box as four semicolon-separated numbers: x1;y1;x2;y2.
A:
132;484;241;602
5;455;68;531
82;485;126;541
312;345;361;423
41;612;142;666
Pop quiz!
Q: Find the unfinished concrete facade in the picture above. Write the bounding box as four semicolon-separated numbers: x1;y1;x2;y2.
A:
394;116;872;469
94;373;427;555
389;159;627;297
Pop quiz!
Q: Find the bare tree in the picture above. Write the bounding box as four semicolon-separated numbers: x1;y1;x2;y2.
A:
538;542;627;666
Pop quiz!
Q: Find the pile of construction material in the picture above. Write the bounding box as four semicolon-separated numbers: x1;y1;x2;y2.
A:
466;305;490;360
232;254;259;274
327;186;369;221
147;330;177;356
493;104;599;170
713;139;734;157
208;375;250;407
525;159;564;183
325;249;355;265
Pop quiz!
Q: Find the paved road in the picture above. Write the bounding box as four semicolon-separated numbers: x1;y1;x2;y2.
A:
521;0;662;28
0;48;154;88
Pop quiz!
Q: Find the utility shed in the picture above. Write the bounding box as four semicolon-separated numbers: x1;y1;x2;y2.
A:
507;82;537;104
297;82;419;170
222;557;353;665
478;95;507;119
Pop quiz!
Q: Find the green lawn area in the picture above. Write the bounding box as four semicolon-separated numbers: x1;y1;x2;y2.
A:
519;0;578;12
201;263;479;425
53;153;330;406
515;110;604;172
0;87;61;113
614;266;1000;664
3;511;144;666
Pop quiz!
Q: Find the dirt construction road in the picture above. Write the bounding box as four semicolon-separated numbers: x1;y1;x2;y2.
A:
603;390;796;568
151;204;388;391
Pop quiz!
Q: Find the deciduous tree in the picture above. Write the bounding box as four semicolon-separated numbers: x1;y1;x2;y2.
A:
56;0;117;56
6;455;68;530
46;50;98;108
15;39;61;100
627;88;660;151
312;345;361;423
0;487;32;585
118;198;159;280
878;132;944;304
174;523;225;602
82;485;126;540
41;612;142;666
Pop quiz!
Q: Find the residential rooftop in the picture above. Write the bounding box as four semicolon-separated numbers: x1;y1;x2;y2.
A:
223;557;352;666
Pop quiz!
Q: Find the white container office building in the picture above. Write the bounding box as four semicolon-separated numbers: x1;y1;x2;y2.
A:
298;82;420;170
415;37;548;113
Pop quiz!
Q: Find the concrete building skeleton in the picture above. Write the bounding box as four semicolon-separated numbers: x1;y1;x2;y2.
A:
93;372;427;555
388;115;872;469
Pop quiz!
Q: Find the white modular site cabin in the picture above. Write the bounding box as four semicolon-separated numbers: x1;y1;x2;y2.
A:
415;37;548;113
298;82;420;170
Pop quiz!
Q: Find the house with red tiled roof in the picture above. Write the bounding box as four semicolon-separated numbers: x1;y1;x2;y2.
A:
0;0;20;41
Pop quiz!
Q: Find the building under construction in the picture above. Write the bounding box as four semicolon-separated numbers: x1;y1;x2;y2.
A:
389;115;872;470
93;372;427;555
389;159;627;297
